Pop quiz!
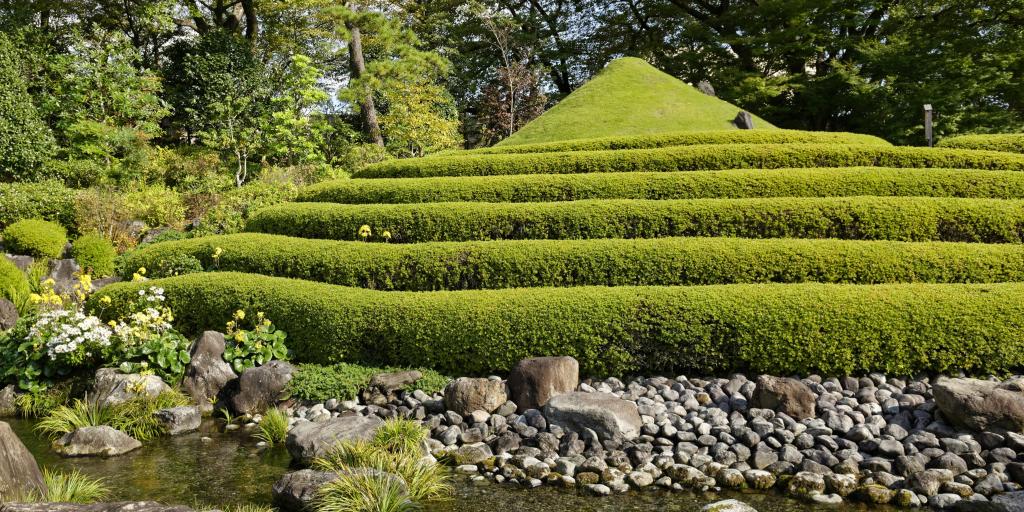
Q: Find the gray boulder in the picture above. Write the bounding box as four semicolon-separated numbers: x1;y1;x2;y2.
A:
229;360;295;415
153;406;201;435
182;331;237;413
4;255;33;272
697;80;717;97
507;356;578;412
701;500;759;512
47;258;81;296
934;377;1024;431
54;426;142;457
951;491;1024;512
0;504;195;512
734;111;755;130
751;375;815;420
0;298;17;331
543;392;643;442
92;368;171;407
272;469;339;512
360;370;422;406
0;421;46;498
286;415;383;465
443;377;507;416
0;385;18;417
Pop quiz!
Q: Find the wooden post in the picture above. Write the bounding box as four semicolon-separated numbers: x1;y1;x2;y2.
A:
924;104;933;147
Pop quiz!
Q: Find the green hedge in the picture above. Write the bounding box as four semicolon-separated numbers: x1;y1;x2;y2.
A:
300;168;1024;204
91;273;1024;376
2;219;68;258
71;234;117;278
354;144;1024;179
120;233;1024;290
448;130;891;155
0;181;76;230
938;134;1024;154
247;197;1024;244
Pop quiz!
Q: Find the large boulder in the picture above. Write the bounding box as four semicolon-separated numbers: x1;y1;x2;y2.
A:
182;331;237;413
54;426;142;457
272;469;339;512
92;368;171;407
507;356;578;412
933;377;1024;431
286;415;384;466
229;360;295;416
0;504;195;512
0;421;46;498
443;377;507;416
0;385;18;417
153;406;201;435
47;258;81;296
0;298;17;331
750;375;816;420
359;370;422;406
543;392;643;442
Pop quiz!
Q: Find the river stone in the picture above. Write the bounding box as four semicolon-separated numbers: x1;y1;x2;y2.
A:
0;504;197;512
934;377;1024;431
92;368;171;407
153;406;201;435
443;377;507;416
0;420;46;498
286;415;384;465
54;426;141;457
272;469;339;512
751;375;815;420
229;360;295;415
701;500;758;512
0;298;17;331
360;370;423;406
0;385;17;417
543;392;643;442
182;331;237;413
508;356;579;412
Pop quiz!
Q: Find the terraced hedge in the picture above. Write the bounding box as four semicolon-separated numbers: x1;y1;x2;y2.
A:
92;273;1024;376
354;143;1024;178
938;134;1024;154
247;197;1024;244
299;168;1024;204
448;130;890;155
122;233;1024;290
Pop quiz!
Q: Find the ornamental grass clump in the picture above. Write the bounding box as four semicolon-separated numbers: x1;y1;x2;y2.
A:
40;469;110;503
253;407;289;446
35;390;190;441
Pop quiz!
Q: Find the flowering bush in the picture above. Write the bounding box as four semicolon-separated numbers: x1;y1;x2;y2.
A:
107;285;191;384
223;309;288;374
30;309;112;364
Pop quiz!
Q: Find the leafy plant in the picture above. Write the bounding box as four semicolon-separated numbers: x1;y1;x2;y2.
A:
253;407;289;446
223;310;288;374
107;286;192;384
15;385;72;418
110;390;191;441
0;257;29;303
287;363;448;403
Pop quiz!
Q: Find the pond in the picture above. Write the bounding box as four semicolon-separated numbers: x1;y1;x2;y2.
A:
9;418;888;511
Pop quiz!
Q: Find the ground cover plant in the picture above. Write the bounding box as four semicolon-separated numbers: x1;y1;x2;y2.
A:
287;362;449;402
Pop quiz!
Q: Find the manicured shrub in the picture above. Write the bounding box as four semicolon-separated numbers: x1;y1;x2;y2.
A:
449;129;891;155
0;257;28;302
287;362;450;402
121;233;1024;290
92;272;1024;376
248;197;1024;244
0;181;77;230
2;219;68;258
300;168;1024;204
71;234;117;277
353;143;1024;178
938;134;1024;154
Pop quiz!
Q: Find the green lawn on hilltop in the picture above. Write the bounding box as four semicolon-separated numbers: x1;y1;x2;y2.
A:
499;57;776;146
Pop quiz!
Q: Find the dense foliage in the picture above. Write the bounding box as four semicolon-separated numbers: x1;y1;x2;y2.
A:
288;363;450;402
0;257;28;302
938;134;1024;154
94;273;1024;376
2;219;68;258
0;181;77;230
71;234;117;277
0;33;56;181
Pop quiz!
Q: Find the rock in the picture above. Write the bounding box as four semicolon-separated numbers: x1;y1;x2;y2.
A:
229;360;295;415
0;421;46;498
0;503;196;512
507;356;578;412
788;471;826;498
453;442;493;465
933;377;1024;431
910;468;955;497
734;111;755;130
0;385;17;417
272;469;338;512
751;376;815;420
54;426;141;457
443;377;507;416
0;298;17;331
3;255;32;271
359;370;423;406
543;392;643;442
46;258;81;295
92;368;171;407
182;331;237;413
286;415;383;465
583;483;611;496
153;406;201;435
701;500;758;512
697;80;717;97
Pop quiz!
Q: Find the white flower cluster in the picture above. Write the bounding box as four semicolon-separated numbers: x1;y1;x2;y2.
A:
31;309;113;359
137;287;165;303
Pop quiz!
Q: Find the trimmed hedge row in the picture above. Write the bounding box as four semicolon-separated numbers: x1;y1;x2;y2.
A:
448;130;891;155
121;233;1024;290
354;144;1024;178
247;197;1024;244
92;273;1024;376
938;134;1024;154
299;168;1024;204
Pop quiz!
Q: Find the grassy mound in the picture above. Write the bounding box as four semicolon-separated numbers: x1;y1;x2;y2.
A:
93;273;1024;377
498;57;775;146
354;144;1024;179
300;168;1024;204
122;234;1024;290
247;197;1024;244
938;134;1024;154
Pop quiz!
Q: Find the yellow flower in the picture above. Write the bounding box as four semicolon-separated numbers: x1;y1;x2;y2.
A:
213;247;224;259
234;309;245;321
29;293;42;304
108;320;117;328
234;332;245;342
43;278;55;287
382;230;392;241
358;225;371;238
138;267;147;276
99;296;112;305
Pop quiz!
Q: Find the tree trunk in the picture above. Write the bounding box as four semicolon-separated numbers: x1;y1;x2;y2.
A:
347;22;385;147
